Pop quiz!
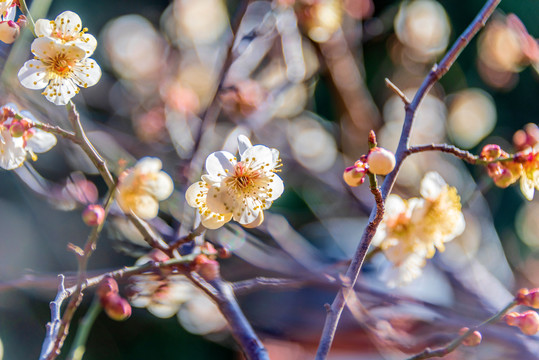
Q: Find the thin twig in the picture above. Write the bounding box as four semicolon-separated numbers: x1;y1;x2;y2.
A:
406;144;517;165
407;300;517;360
32;123;79;143
315;1;501;358
385;78;410;106
39;275;69;360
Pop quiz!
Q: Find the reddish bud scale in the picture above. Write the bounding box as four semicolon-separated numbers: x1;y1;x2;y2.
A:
517;288;539;308
82;204;106;226
102;294;132;321
458;327;482;347
193;255;220;281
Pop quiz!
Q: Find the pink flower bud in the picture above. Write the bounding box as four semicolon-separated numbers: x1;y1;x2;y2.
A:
102;294;132;321
458;327;482;347
9;121;25;137
97;277;119;299
193;255;220;281
0;20;20;44
505;311;539;335
82;204;105;226
518;311;539;335
480;144;502;160
367;147;395;175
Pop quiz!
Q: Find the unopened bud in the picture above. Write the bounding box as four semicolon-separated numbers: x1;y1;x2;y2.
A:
97;277;119;299
194;255;220;281
368;130;377;148
217;247;232;259
9;121;25;137
480;144;502;160
82;204;105;226
367;147;396;175
458;327;482;346
102;294;132;321
505;311;539;335
0;20;20;44
343;160;367;187
242;211;264;228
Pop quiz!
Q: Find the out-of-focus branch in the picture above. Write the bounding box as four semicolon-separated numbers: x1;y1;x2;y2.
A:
315;1;502;358
407;300;517;360
232;277;305;295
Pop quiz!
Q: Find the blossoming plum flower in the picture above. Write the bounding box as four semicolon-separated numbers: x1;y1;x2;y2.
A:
17;11;101;105
116;157;174;220
372;172;465;286
187;135;284;228
516;145;539;201
185;180;233;229
0;104;56;170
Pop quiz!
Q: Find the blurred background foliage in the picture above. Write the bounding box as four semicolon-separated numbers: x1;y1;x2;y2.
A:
0;0;537;359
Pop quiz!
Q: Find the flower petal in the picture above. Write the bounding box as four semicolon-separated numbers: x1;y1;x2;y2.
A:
185;181;208;208
266;173;284;201
72;58;101;88
43;77;79;106
420;171;447;200
200;211;232;230
0;130;26;170
241;145;274;170
54;11;83;38
74;33;97;56
237;135;252;157
17;60;48;90
206;185;234;214
145;172;174;200
136;157;163;173
205;151;235;178
520;176;535;201
34;18;53;37
26;129;57;153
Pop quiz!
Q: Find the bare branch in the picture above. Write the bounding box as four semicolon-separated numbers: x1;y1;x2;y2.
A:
385;78;411;106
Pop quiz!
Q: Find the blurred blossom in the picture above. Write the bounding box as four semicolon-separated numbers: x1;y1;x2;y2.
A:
0;104;57;170
220;80;267;118
272;83;308;118
129;253;226;334
343;0;374;20
111;217;149;248
514;123;539;152
517;202;539;249
172;0;229;45
394;0;450;62
133;107;167;143
443;211;481;263
447;89;496;149
478;14;538;89
117;157;174;220
287;116;337;172
176;63;216;108
161;83;200;114
62;172;98;205
373;172;465;287
296;0;343;43
102;15;165;80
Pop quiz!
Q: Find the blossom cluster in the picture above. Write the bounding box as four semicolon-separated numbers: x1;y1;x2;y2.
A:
186;135;284;229
482;123;539;200
18;11;101;105
0;104;56;170
372;171;465;287
343;146;396;186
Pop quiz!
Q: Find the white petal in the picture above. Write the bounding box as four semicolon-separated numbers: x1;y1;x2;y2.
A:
520;176;534;201
146;172;174;200
118;193;159;220
201;174;221;186
18;60;48;90
34;18;53;37
148;302;180;319
271;148;280;164
237;135;252;157
72;58;101;88
31;36;85;60
4;5;15;21
384;194;407;217
185;181;208;208
54;11;82;38
205;151;235;178
43;78;78;106
0;130;26;170
242;145;275;170
234;197;260;224
266;173;284;201
136;157;162;173
420;171;447;200
206;186;234;214
201;211;232;230
70;33;97;56
26;129;57;153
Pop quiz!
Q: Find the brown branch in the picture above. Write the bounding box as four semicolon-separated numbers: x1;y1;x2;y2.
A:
407;300;517;360
315;1;501;358
406;144;519;165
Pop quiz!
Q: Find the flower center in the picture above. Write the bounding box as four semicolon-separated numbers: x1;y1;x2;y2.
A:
50;53;73;76
228;162;261;192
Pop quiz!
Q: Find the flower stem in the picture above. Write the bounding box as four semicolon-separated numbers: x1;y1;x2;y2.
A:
65;297;102;360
